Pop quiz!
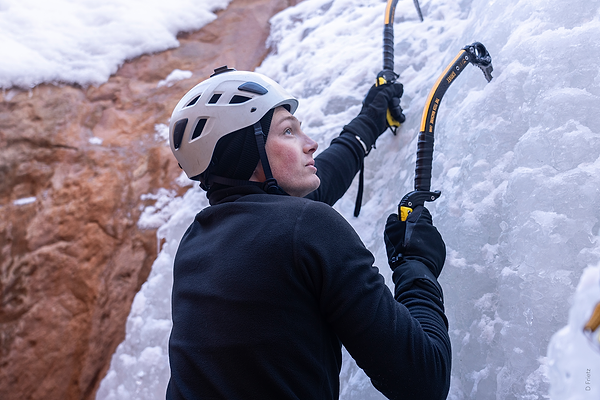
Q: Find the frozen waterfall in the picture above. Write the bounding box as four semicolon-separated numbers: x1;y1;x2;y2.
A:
92;0;600;398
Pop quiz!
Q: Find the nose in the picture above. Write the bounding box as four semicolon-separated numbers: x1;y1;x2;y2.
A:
303;132;318;154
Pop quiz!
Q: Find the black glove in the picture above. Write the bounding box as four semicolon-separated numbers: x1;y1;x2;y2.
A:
342;82;404;154
384;206;445;278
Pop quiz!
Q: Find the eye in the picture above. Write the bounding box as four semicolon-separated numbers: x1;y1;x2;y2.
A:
284;128;293;135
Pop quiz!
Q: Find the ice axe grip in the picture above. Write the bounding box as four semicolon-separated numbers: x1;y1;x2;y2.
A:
383;24;395;73
376;69;406;129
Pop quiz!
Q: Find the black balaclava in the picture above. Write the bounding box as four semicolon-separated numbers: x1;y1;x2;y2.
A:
202;108;275;193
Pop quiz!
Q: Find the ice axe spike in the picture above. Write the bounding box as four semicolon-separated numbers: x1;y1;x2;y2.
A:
413;0;424;22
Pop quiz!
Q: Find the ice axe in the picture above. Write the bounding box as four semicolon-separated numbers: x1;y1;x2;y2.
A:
376;0;424;133
399;42;494;222
353;0;424;217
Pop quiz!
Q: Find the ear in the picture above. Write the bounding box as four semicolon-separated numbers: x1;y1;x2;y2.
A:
249;160;266;183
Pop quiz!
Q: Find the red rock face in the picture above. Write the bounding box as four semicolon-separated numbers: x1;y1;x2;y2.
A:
0;1;300;398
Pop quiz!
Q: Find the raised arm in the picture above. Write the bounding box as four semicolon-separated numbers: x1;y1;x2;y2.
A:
305;82;404;206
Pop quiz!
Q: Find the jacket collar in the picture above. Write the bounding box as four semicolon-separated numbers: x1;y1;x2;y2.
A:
207;184;268;206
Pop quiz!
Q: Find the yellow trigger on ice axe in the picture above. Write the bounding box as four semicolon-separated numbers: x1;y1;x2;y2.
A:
376;74;402;129
400;206;413;222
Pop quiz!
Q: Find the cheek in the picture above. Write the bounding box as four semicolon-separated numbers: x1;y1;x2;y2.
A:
267;141;300;174
276;147;300;165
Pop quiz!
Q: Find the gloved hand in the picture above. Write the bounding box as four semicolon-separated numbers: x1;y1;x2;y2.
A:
342;82;404;154
383;206;445;278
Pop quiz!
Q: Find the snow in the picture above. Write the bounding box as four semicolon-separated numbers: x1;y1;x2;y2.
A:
137;189;180;230
13;196;36;206
0;0;230;89
547;264;600;400
157;69;193;88
4;0;600;399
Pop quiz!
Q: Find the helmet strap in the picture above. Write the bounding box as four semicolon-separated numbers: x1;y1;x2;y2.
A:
252;122;287;195
252;122;273;180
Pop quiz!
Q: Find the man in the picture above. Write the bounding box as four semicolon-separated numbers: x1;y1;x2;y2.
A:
166;67;451;400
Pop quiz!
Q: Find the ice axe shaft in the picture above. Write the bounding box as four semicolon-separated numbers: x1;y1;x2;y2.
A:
377;0;425;130
399;42;494;221
381;0;424;72
356;0;422;217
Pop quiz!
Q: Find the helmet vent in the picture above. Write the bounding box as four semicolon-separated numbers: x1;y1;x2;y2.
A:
173;119;188;150
186;95;201;107
208;93;221;104
229;95;251;104
191;118;208;140
238;82;268;95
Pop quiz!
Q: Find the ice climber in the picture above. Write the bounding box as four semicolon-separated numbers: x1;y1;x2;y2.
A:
166;67;451;400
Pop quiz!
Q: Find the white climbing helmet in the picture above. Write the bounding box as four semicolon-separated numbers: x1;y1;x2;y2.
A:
169;67;299;179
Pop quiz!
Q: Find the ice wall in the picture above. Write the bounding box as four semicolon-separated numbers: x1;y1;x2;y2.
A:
547;264;600;400
258;0;600;397
97;0;600;399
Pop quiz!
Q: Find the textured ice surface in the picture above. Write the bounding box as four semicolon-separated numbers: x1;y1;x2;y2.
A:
547;265;600;400
257;0;600;398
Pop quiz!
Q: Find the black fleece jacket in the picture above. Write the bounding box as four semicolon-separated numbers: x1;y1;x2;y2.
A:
166;133;451;400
